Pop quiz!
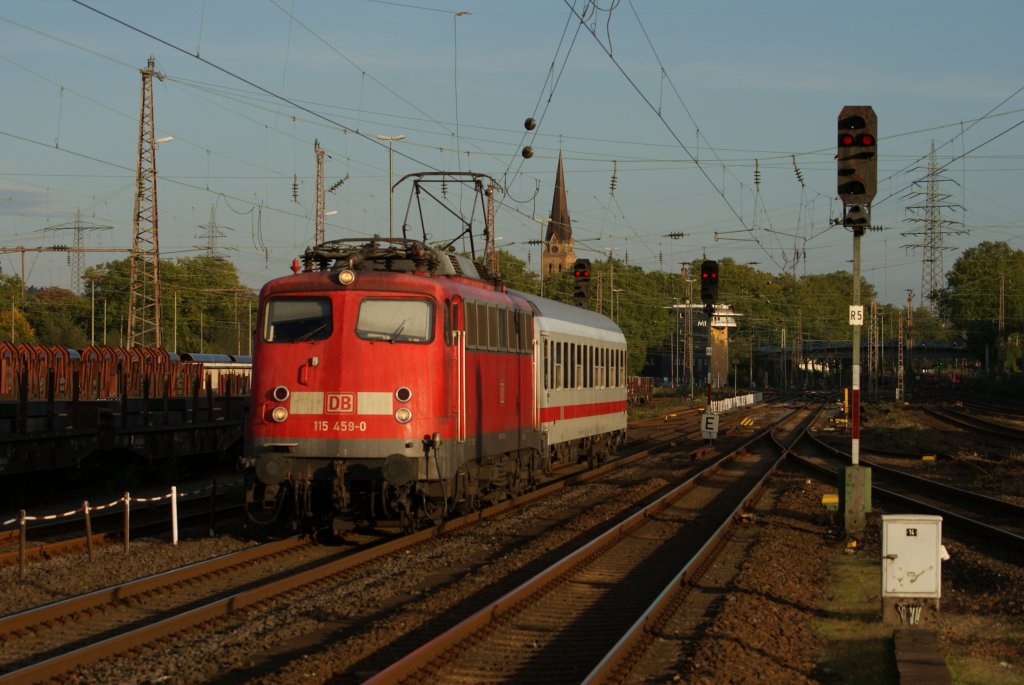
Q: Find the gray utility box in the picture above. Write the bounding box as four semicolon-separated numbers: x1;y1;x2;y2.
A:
881;514;944;626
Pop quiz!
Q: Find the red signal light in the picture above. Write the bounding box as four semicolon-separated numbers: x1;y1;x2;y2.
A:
839;133;875;147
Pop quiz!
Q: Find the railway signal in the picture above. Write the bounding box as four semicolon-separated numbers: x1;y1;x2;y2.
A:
700;260;718;306
837;106;877;237
572;258;591;307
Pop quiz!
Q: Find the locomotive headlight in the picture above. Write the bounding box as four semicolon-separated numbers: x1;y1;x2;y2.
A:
395;386;413;403
270;406;289;423
271;385;290;402
336;269;356;286
395;407;412;424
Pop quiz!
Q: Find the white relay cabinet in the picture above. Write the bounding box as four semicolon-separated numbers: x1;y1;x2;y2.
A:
881;514;947;625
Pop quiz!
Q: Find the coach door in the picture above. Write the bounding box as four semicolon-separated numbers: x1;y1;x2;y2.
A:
450;297;467;443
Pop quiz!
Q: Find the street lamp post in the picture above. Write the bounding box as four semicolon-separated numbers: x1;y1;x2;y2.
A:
376;134;405;239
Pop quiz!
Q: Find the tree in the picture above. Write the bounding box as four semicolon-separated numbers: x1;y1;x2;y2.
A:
83;256;255;353
935;241;1024;358
496;251;541;295
0;307;35;342
24;287;89;347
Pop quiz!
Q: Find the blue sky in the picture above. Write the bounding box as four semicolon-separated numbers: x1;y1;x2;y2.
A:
1;0;1022;308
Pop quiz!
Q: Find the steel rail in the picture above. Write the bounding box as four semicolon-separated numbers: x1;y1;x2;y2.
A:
361;401;819;684
582;401;824;683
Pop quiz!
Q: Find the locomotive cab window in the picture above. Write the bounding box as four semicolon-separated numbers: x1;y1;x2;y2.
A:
356;298;434;343
264;297;332;342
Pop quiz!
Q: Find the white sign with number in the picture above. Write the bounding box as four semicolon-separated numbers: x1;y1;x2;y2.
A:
849;304;864;326
701;413;719;440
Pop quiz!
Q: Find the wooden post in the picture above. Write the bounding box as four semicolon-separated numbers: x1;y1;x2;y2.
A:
123;492;131;556
18;509;27;581
170;486;179;545
209;479;217;537
84;500;94;561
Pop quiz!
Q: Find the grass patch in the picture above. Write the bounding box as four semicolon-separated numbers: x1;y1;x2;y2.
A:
941;615;1024;685
812;549;899;684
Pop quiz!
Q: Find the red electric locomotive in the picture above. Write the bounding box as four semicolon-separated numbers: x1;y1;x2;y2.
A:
242;174;626;534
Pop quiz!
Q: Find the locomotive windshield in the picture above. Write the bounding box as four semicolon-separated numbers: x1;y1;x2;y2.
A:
263;297;332;342
356;298;433;343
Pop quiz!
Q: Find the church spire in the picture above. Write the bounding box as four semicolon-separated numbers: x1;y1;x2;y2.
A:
542;152;575;275
546;153;572;243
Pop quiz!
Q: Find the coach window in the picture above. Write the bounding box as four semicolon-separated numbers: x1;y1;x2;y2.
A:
554;340;563;389
570;342;575;388
582;345;588;388
583;345;589;388
592;346;597;388
562;342;570;389
543;339;549;389
355;299;433;343
264;296;332;342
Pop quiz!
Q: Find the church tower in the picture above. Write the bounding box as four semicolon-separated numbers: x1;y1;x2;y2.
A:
541;152;575;276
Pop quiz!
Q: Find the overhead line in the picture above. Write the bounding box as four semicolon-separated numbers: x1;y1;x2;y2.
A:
68;0;439;173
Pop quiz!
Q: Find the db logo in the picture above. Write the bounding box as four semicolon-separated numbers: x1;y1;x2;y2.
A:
326;393;355;413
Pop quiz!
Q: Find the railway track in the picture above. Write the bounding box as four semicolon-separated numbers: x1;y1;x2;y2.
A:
0;403;711;683
362;401;823;683
0;401;763;569
0;397;802;683
922;403;1024;443
793;430;1024;546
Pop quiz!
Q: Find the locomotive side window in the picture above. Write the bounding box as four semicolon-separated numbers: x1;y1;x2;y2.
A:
264;297;332;342
465;302;478;347
488;306;500;351
510;310;519;352
444;299;452;345
356;299;434;343
519;312;532;352
506;309;516;351
497;307;508;352
476;303;489;348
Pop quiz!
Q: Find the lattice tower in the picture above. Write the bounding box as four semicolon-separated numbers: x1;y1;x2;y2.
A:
197;204;233;256
901;142;964;311
127;56;162;347
314;140;326;246
42;209;111;293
